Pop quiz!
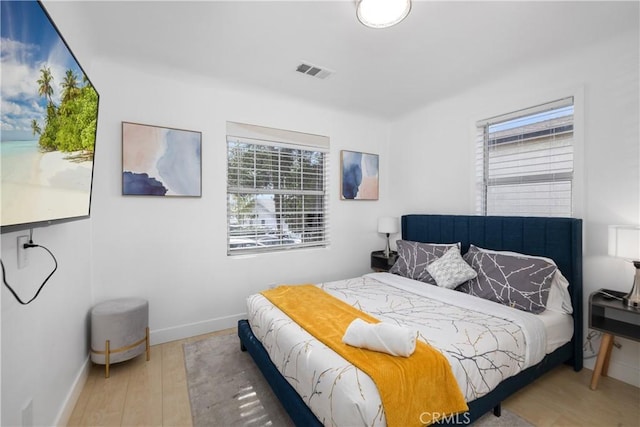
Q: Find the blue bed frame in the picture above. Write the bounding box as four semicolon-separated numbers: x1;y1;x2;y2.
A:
238;214;583;426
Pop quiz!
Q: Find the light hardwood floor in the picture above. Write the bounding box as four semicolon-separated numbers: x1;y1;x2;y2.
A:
68;329;640;427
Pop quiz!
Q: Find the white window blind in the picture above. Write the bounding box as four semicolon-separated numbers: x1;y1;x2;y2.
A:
226;122;329;254
475;97;574;217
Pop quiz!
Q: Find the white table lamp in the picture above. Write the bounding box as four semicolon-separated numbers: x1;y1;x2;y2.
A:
378;217;399;258
608;225;640;308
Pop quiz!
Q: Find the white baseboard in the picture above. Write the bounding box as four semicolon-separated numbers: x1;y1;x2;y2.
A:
53;313;246;426
149;312;247;345
583;357;640;388
55;356;90;427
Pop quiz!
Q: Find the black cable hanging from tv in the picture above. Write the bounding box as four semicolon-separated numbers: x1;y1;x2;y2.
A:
0;241;58;305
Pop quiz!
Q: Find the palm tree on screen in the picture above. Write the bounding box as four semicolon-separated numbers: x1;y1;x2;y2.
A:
61;69;79;102
37;67;54;107
30;119;41;136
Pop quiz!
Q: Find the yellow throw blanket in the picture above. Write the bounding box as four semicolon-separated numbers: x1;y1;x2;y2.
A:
261;284;468;427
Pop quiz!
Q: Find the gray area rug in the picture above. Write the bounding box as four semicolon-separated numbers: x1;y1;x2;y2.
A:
183;332;533;426
183;332;292;427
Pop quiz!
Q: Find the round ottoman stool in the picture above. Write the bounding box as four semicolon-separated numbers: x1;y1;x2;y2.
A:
90;298;150;378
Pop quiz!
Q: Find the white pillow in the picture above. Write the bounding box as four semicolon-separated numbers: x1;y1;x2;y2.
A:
546;270;573;314
427;246;477;289
467;245;573;314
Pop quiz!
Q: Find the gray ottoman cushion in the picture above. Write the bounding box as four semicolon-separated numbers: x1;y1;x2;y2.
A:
91;298;149;364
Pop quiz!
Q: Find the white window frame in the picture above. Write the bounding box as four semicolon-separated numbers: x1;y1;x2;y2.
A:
226;122;330;255
475;97;577;217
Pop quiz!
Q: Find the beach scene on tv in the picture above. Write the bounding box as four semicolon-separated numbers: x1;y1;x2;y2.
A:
1;1;98;229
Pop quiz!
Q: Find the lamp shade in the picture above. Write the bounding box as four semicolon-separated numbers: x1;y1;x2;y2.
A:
608;225;640;260
356;0;411;29
378;217;399;234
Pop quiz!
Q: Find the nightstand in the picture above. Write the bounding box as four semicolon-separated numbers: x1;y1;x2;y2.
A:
371;250;397;272
588;289;640;390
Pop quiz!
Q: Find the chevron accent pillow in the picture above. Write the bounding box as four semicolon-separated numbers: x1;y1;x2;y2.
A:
389;240;459;284
426;246;477;289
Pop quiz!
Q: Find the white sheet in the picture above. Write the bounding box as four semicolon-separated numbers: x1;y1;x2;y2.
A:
537;308;574;353
247;273;570;427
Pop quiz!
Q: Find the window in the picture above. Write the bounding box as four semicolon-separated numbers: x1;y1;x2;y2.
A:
476;97;574;217
226;122;329;254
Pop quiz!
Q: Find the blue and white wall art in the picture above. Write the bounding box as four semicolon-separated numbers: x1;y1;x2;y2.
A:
122;122;201;196
341;150;379;200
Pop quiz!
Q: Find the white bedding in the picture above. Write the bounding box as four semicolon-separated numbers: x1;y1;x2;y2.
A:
536;308;574;353
247;272;572;427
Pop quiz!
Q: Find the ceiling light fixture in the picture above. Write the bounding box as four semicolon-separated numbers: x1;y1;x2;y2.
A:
356;0;412;29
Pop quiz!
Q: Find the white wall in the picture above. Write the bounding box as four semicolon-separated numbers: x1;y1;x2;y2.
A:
1;221;94;426
88;58;392;344
0;58;393;425
2;7;637;426
389;29;640;387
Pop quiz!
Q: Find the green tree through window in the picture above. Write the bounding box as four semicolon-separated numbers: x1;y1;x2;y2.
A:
227;130;329;254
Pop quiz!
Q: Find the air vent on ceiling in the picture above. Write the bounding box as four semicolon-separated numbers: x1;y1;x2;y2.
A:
295;61;334;80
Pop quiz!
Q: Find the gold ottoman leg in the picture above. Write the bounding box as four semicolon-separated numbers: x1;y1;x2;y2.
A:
145;326;150;361
105;339;110;378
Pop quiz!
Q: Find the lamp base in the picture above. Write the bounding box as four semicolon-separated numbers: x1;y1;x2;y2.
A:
623;296;640;308
624;261;640;308
384;233;391;258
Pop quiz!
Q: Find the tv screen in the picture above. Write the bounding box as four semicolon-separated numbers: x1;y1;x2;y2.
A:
1;0;99;233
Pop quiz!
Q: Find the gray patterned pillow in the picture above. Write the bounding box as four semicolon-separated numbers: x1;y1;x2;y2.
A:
459;245;557;314
389;240;459;284
427;246;477;289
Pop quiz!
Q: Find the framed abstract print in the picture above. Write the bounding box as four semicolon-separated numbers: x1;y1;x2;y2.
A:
340;150;379;200
122;122;202;197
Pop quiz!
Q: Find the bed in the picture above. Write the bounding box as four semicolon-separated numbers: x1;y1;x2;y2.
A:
238;214;583;426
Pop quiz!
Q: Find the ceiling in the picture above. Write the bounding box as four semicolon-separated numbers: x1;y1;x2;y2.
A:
44;1;639;119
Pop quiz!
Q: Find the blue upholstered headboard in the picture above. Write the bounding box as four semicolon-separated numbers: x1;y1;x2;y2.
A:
401;214;583;369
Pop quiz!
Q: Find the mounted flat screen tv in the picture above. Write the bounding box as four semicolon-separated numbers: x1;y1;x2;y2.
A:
1;0;99;233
